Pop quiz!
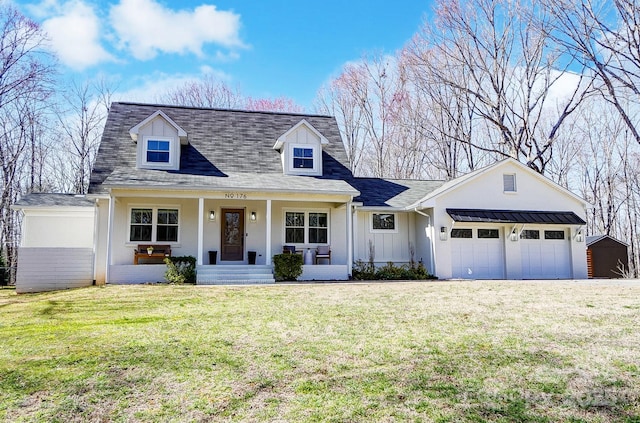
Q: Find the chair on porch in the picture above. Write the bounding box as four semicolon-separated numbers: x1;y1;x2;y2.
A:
282;245;296;254
315;245;331;264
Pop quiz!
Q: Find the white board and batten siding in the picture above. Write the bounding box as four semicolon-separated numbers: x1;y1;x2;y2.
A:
16;248;94;293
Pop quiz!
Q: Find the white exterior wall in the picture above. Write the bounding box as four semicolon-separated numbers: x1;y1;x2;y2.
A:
94;198;109;284
428;161;588;279
21;208;95;248
16;247;94;293
353;211;416;265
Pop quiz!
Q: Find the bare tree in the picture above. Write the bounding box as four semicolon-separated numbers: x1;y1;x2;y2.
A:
407;0;590;174
55;80;112;194
0;5;55;283
315;65;368;174
547;0;640;143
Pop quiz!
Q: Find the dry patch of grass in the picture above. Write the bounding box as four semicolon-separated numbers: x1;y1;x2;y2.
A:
0;281;639;422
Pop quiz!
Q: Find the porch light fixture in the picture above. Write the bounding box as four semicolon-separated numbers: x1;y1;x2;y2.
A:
510;227;519;242
575;228;584;242
208;210;216;221
250;211;257;222
439;226;448;241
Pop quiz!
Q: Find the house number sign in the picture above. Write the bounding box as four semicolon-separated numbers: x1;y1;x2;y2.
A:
224;192;248;199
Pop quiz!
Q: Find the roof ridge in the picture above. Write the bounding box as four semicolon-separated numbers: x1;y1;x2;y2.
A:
111;101;334;119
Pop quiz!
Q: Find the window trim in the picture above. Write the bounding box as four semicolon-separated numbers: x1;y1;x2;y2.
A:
127;205;181;244
286;143;321;175
139;135;178;170
283;208;330;245
370;212;398;233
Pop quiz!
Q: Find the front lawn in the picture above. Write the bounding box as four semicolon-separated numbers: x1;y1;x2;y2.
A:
0;281;638;422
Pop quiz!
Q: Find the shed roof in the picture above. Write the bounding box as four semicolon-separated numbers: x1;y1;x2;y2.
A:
446;209;586;225
586;234;629;247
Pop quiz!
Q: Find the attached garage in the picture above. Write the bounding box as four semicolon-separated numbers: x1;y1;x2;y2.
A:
446;209;585;280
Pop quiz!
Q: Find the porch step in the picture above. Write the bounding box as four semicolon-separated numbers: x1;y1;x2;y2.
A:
196;265;275;285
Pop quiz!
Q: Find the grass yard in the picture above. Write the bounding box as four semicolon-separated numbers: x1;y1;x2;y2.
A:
0;281;639;422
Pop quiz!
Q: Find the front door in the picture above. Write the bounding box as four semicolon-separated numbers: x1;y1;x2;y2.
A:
221;208;244;261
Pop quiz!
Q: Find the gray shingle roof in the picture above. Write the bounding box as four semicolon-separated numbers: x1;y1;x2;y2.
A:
352;178;445;208
89;102;353;195
14;193;94;208
88;102;445;208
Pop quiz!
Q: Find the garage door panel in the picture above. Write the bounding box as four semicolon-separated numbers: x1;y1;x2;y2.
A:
451;233;504;279
521;233;571;279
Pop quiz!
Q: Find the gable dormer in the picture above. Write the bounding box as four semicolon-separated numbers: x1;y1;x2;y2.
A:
273;119;329;176
130;110;187;171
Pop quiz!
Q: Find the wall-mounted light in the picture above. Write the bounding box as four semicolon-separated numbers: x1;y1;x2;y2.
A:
250;211;257;222
208;210;216;221
439;226;448;241
510;227;519;242
575;228;584;242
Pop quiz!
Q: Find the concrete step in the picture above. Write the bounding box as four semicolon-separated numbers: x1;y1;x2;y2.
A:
196;265;275;285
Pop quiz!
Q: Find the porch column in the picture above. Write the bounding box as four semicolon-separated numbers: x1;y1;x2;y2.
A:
197;198;204;266
265;199;272;265
346;200;353;275
105;194;114;284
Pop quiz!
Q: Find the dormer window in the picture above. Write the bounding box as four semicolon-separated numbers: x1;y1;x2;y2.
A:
146;139;170;163
293;147;314;169
138;135;178;169
130;110;188;171
274;119;329;177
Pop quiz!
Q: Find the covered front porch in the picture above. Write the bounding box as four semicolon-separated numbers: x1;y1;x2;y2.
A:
100;189;355;284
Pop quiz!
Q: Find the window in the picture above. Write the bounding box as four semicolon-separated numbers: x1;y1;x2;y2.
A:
285;210;328;244
545;230;565;240
285;212;305;243
478;229;499;238
129;207;179;243
308;212;328;243
139;135;178;170
157;209;179;242
451;228;472;238
293;147;314;169
521;229;540;239
503;174;517;192
286;144;321;175
371;213;396;231
130;208;153;241
146;139;170;163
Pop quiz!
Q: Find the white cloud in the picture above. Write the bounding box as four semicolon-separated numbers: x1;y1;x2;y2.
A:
109;0;243;61
40;1;114;70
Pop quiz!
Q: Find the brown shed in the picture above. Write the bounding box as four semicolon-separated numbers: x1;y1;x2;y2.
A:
586;235;629;278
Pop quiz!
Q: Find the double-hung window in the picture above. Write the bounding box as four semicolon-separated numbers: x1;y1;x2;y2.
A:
285;210;328;244
293;147;314;169
129;207;179;243
146;139;170;163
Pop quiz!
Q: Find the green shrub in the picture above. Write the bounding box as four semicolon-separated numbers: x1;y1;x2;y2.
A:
351;260;436;281
164;256;196;284
352;259;376;280
273;253;303;281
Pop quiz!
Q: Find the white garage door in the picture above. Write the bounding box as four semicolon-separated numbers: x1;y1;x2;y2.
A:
520;229;571;279
451;228;505;279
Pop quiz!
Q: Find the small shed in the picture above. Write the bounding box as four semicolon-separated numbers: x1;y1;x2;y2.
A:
586;235;629;278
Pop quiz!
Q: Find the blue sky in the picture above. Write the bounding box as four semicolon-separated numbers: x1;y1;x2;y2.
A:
15;0;432;110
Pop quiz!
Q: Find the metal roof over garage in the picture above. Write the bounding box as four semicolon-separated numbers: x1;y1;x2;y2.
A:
446;209;586;225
